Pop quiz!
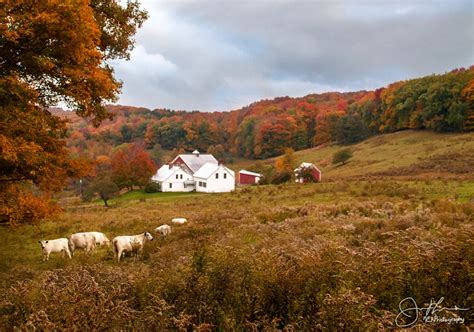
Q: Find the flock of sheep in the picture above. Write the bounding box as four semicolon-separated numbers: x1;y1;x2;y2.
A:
38;218;187;263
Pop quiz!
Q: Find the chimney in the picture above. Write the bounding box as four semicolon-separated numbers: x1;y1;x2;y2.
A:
169;163;173;169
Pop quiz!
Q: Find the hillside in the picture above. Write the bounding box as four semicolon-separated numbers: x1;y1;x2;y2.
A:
2;129;473;330
57;67;474;162
231;130;474;181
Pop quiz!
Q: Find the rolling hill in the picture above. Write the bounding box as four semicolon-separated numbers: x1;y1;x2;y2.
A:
230;130;474;180
57;67;473;162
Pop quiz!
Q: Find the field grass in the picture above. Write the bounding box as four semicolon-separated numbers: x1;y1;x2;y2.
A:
1;130;473;330
107;190;203;203
1;177;473;330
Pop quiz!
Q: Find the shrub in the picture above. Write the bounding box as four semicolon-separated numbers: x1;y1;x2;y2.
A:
144;181;161;193
295;165;319;182
332;148;353;165
271;172;292;184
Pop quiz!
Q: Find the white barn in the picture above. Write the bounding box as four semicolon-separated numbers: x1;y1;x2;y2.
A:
152;150;235;193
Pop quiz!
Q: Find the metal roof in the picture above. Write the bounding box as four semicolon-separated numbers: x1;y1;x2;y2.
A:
172;153;218;173
194;163;235;179
294;162;321;173
239;170;263;177
152;164;192;182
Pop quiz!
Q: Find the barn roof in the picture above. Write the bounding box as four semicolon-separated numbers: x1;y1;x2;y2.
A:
194;163;235;179
294;162;321;173
172;152;218;173
239;170;262;177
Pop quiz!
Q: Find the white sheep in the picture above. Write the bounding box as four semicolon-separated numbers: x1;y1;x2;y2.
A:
171;218;188;225
87;231;111;247
68;233;97;256
38;238;72;262
112;232;154;262
154;224;172;237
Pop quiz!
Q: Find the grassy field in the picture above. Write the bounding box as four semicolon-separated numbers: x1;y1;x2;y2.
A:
106;190;202;204
0;131;473;330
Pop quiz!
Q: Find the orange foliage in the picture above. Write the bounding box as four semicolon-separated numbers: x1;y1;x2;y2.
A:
0;1;147;225
111;144;156;189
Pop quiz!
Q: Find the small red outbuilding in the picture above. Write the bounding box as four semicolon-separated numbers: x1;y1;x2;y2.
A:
238;170;263;185
294;162;322;183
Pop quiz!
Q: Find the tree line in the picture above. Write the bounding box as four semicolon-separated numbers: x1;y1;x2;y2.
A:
65;67;474;162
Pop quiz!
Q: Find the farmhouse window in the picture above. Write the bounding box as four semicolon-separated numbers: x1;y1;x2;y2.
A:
180;174;183;179
216;173;219;179
169;183;172;188
203;182;207;188
224;173;227;179
176;174;178;179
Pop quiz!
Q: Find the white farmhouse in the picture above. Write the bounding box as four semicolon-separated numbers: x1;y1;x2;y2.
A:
193;163;235;193
151;150;235;193
151;165;194;192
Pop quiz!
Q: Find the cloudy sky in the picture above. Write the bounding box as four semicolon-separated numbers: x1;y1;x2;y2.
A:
111;0;474;112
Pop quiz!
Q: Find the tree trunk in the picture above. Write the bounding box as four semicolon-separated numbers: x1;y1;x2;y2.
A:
100;193;109;207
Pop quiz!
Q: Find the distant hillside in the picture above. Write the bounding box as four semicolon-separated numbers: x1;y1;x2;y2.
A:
55;67;474;161
232;130;474;180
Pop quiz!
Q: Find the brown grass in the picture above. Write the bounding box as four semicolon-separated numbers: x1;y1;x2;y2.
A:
0;179;473;330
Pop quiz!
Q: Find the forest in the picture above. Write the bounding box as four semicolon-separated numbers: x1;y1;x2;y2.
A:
62;67;474;161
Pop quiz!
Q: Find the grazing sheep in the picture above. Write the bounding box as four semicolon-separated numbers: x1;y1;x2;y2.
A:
68;233;97;256
87;231;111;247
171;218;188;225
154;224;172;237
38;238;72;262
112;232;154;262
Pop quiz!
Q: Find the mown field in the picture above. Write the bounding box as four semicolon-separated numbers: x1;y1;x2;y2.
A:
0;177;473;330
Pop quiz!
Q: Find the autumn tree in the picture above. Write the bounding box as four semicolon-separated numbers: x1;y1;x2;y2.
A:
111;144;156;190
82;155;118;207
207;144;226;161
144;124;155;149
334;108;371;145
273;148;296;184
275;148;296;175
149;143;164;165
0;1;147;225
85;177;119;207
462;79;474;131
235;117;257;158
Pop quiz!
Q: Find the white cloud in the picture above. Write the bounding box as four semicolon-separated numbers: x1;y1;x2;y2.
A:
112;0;474;111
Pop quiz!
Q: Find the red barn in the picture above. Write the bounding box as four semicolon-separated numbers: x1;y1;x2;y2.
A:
238;170;263;185
294;162;321;183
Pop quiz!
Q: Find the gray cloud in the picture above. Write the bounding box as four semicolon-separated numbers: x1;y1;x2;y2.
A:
111;0;474;111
